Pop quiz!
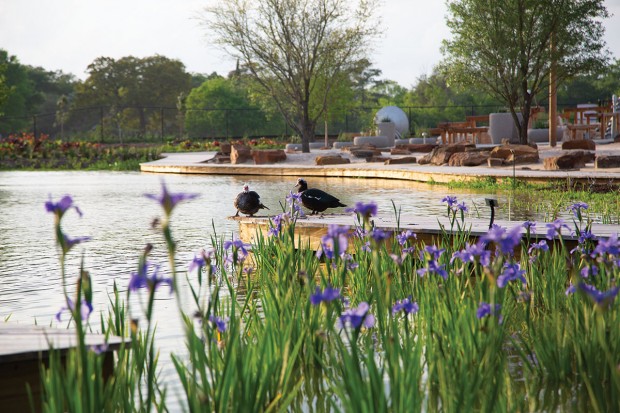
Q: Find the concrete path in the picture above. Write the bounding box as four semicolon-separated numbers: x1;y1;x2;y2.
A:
140;142;620;185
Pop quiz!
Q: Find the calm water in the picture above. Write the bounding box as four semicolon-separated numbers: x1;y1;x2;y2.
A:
0;170;520;407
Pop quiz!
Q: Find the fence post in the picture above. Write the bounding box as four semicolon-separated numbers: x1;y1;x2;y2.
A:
161;107;165;143
100;107;104;143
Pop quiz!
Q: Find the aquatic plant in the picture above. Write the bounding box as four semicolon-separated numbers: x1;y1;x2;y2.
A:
34;182;620;412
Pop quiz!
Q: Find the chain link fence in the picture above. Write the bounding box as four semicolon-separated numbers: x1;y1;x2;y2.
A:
0;102;599;143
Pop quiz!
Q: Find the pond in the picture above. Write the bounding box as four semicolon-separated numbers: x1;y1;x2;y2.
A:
0;170;551;408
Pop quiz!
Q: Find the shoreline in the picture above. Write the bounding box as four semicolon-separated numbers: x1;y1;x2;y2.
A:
140;142;620;185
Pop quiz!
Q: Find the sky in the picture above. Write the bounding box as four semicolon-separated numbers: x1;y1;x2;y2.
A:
1;0;620;88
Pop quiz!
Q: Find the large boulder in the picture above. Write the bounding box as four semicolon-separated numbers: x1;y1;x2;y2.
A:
418;143;475;165
396;143;437;153
489;144;538;160
543;150;595;170
448;151;490;167
595;155;620;169
562;139;596;151
231;144;252;164
315;155;351;165
219;142;232;155
251;149;287;165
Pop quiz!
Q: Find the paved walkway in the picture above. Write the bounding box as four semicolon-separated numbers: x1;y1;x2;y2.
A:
140;141;620;184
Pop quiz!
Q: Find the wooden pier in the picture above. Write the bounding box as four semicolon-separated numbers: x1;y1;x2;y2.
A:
232;213;619;252
0;323;123;411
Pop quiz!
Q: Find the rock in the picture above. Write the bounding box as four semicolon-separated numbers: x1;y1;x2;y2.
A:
505;153;540;165
595;155;620;169
315;155;351;165
395;143;437;153
350;149;379;159
220;142;231;155
422;143;475;165
562;139;596;151
390;148;411;155
448;151;490;167
366;156;389;163
384;156;417;165
251;149;287;165
543;150;595;170
213;155;231;164
231;144;252;164
489;144;538;160
487;158;504;167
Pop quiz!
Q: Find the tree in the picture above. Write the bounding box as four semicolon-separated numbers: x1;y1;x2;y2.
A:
441;0;609;144
185;76;267;138
203;0;380;152
0;50;41;134
75;55;191;138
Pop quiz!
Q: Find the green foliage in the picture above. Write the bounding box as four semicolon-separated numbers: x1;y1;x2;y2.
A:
442;0;610;144
185;76;268;138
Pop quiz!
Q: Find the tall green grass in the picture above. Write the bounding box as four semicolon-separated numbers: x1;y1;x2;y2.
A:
34;186;620;412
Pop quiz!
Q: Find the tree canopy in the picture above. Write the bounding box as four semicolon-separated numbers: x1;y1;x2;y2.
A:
442;0;610;144
203;0;380;152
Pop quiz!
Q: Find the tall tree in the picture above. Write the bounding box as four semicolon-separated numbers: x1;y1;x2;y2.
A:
441;0;609;144
75;55;191;138
185;76;267;138
203;0;380;152
0;50;40;133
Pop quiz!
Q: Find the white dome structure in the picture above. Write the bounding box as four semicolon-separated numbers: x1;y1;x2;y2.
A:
375;106;409;135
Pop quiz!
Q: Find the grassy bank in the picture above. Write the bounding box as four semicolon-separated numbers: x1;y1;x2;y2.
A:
35;185;620;412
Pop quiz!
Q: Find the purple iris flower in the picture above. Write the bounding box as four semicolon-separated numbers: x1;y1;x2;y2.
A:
451;243;491;266
567;202;589;218
317;225;349;260
339;302;375;329
417;260;448;280
60;234;92;255
392;296;419;316
285;191;304;216
397;230;416;246
577;230;596;245
578;283;620;308
224;237;250;257
528;240;549;254
310;285;342;305
45;194;83;218
268;213;289;237
144;180;199;216
128;262;173;293
580;265;598;278
56;297;93;322
476;302;501;320
454;201;468;213
346;201;378;219
497;262;526;288
546;219;570;240
188;255;205;273
422;245;445;260
522;221;536;231
209;315;228;333
370;228;391;242
593;233;620;258
565;283;576;295
481;225;523;255
442;195;458;207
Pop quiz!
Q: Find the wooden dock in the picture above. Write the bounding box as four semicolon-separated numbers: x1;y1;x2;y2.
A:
232;213;619;252
0;323;124;411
